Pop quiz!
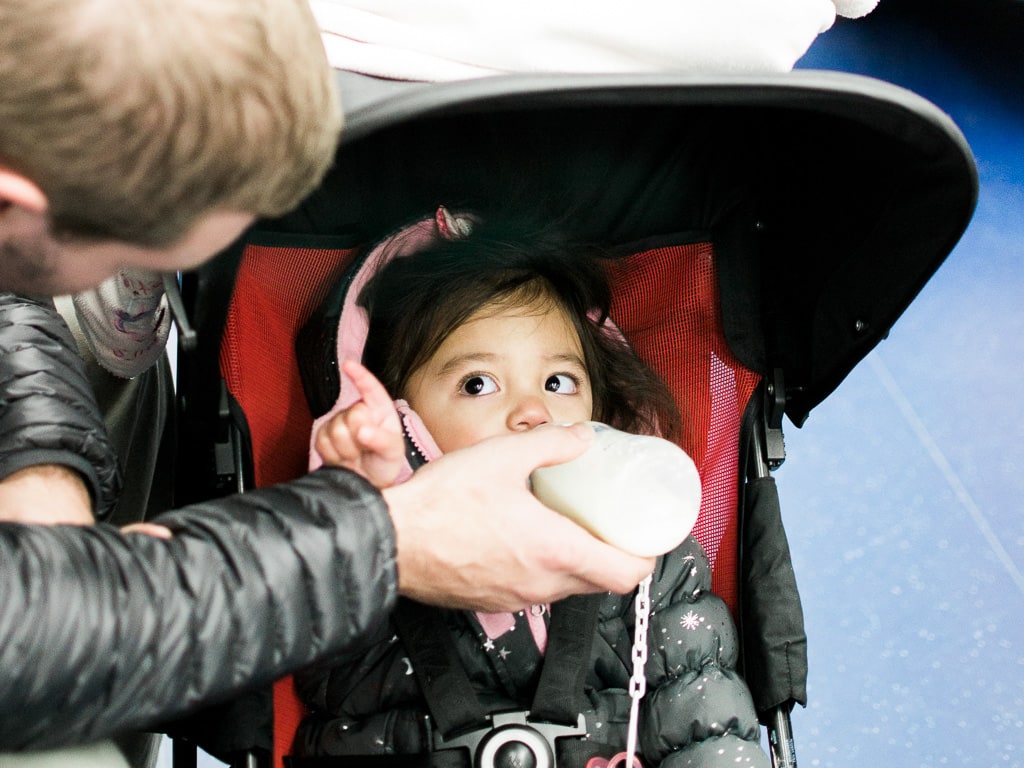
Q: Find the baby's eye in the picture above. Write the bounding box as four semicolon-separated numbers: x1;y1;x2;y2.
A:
460;374;498;396
545;374;579;394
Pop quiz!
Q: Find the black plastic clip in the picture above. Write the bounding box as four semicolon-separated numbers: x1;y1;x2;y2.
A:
213;380;243;494
763;368;787;470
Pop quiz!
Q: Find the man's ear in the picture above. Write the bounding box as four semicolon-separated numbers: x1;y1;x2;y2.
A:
0;169;47;213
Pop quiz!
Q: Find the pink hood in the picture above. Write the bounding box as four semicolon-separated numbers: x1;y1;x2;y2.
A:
308;206;475;476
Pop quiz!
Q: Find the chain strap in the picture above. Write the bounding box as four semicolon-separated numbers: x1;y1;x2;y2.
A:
624;573;652;768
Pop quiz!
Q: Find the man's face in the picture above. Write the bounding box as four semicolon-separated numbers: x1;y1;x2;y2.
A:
0;208;253;295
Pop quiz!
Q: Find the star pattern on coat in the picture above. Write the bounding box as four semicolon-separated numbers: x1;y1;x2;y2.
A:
680;610;703;631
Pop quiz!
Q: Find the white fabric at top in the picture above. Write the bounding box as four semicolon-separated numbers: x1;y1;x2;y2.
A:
310;0;842;81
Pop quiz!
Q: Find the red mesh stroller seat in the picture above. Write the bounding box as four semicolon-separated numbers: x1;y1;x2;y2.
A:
171;70;976;768
210;232;760;768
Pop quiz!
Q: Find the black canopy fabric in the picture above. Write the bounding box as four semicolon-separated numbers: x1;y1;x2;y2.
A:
264;69;977;428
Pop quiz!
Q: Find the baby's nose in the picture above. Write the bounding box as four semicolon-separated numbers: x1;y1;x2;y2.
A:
508;396;552;431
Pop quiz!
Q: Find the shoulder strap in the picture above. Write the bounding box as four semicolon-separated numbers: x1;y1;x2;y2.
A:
394;594;603;738
529;593;603;726
393;598;490;737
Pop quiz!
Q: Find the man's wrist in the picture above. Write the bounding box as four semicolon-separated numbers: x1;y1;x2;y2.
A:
0;464;94;525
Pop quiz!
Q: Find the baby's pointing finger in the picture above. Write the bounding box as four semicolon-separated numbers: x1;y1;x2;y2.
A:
343;361;396;425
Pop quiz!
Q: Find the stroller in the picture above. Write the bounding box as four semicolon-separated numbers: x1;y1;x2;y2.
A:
168;68;977;768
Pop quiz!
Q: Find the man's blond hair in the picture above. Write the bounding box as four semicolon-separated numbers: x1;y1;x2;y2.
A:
0;0;341;246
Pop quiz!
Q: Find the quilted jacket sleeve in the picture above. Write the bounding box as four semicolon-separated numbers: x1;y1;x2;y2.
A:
0;467;397;751
0;292;121;517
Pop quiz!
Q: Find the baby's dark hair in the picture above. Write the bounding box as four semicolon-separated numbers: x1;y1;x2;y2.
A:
360;219;680;441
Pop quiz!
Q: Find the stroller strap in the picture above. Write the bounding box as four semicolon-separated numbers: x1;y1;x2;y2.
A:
393;597;489;735
395;594;602;734
529;595;602;726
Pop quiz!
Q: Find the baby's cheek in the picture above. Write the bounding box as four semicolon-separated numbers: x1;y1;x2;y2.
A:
432;419;488;453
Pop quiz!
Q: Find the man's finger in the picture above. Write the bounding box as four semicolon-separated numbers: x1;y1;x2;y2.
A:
459;423;594;478
121;522;173;539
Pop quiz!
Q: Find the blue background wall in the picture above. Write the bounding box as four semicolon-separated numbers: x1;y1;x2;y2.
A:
784;1;1024;764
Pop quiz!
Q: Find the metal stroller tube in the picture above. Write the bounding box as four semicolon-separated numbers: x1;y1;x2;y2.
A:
162;271;198;351
767;707;797;768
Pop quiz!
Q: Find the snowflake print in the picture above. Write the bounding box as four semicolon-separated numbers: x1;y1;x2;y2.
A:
680;610;703;631
483;638;495;652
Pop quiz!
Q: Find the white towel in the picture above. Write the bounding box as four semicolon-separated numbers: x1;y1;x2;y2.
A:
311;0;878;82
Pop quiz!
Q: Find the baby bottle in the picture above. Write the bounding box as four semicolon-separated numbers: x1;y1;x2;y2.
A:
530;422;701;557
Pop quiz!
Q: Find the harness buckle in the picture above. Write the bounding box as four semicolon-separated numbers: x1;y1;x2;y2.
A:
434;711;588;768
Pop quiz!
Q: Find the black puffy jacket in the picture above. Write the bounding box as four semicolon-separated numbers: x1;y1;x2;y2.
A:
0;468;397;750
0;292;121;516
0;293;399;750
295;536;769;767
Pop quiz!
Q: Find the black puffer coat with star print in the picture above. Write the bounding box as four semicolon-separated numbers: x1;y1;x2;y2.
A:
293;534;769;767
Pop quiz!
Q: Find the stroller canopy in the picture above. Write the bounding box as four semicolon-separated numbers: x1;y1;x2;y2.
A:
257;68;977;427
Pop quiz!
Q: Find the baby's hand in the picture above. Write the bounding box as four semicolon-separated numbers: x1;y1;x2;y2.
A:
314;360;405;488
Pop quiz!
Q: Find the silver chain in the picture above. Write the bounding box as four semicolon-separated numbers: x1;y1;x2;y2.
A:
624;573;652;768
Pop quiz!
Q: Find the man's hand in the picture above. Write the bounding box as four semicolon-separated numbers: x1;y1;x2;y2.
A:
0;464;93;525
383;423;656;612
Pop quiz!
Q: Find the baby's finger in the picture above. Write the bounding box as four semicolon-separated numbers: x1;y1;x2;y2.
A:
343;360;399;431
313;429;345;466
316;415;361;464
356;422;407;460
